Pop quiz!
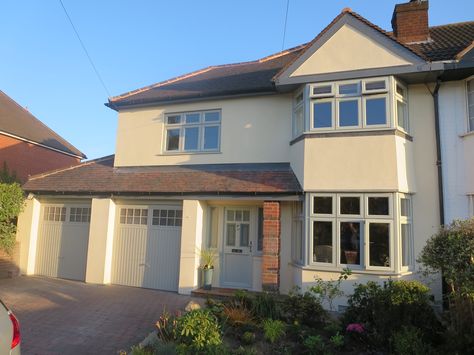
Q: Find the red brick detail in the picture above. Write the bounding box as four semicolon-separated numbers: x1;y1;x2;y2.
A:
391;0;429;43
0;243;20;279
262;201;281;292
0;134;80;183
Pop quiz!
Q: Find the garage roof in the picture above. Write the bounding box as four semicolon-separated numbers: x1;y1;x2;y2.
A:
23;155;302;196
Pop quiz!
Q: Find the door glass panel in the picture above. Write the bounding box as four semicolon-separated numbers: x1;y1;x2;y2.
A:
240;224;250;247
313;196;332;214
226;224;236;246
368;197;389;215
227;210;235;221
369;223;390;267
340;222;361;265
257;208;263;251
340;197;360;215
235;210;242;222
339;100;359;127
313;221;333;263
243;210;250;222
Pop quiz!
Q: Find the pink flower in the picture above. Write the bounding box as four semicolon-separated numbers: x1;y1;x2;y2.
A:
346;323;365;333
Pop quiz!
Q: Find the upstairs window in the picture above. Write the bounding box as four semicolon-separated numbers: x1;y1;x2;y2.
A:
467;79;474;132
396;82;409;133
165;110;221;153
292;91;305;138
310;78;389;131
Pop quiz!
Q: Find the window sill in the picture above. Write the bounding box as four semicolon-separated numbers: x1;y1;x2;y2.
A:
289;128;413;145
459;130;474;139
160;151;222;156
289;262;413;277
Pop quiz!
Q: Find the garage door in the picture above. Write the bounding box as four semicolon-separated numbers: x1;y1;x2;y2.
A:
35;204;91;281
111;205;182;292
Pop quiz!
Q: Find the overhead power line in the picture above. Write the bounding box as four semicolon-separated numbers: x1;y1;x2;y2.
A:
58;0;111;97
281;0;290;51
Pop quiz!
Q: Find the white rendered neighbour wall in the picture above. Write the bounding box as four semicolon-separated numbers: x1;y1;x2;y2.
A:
16;197;41;275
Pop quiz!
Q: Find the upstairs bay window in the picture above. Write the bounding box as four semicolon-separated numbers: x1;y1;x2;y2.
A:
292;91;305;138
165;110;221;153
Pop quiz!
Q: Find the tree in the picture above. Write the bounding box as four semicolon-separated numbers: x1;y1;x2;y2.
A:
0;161;19;184
0;183;24;254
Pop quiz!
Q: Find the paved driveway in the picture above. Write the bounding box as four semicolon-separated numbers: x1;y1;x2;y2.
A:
0;276;194;354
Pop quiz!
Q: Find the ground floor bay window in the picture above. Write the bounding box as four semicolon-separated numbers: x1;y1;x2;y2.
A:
303;192;413;273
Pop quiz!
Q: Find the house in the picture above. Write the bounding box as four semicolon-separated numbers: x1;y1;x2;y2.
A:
15;0;474;308
0;90;86;183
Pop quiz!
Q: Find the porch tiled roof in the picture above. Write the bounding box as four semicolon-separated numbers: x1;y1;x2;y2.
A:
23;155;302;196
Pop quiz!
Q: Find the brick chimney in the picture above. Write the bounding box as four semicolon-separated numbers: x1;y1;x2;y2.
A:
392;0;429;43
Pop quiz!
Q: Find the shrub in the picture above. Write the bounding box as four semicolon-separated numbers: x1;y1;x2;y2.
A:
281;287;326;327
262;319;285;343
310;268;352;311
329;332;344;349
156;310;179;342
303;335;326;354
251;292;280;320
0;182;24;254
342;280;442;349
241;331;256;345
222;302;254;326
175;309;222;350
391;326;430;355
418;219;474;351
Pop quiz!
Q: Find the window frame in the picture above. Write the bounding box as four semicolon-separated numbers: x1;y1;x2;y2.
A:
395;80;409;133
466;76;474;133
362;78;389;94
365;193;393;219
336;97;362;129
311;98;335;130
310;83;335;98
365;219;393;271
363;94;390;128
292;89;305;138
399;194;414;271
164;110;221;153
310;217;337;267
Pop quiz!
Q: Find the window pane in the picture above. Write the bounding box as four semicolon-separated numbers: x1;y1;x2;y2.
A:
369;223;390;267
365;80;386;91
368;197;389;215
235;210;242;221
339;100;359;127
295;93;303;105
401;223;411;267
366;97;387;125
313;101;332;128
166;129;180;151
185;113;200;123
313;196;332;214
167;115;181;124
400;198;411;217
184;127;199;151
294;105;304;136
397;100;408;131
313;221;333;263
396;84;406;98
240;224;250;247
340;197;360;215
313;85;332;96
203;126;219;150
340;222;361;265
227;210;234;221
204;111;220;122
243;210;250;222
226;224;236;246
339;83;359;95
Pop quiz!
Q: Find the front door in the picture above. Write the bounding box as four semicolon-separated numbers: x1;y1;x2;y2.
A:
222;208;254;288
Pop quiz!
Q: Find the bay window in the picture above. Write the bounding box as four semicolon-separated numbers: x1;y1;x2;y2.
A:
399;195;413;269
292;91;305;137
310;193;396;271
165;110;221;152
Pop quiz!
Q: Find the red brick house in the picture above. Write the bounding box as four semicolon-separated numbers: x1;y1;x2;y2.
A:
0;90;86;183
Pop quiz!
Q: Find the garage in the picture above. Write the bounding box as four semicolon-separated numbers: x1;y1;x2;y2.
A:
111;204;182;292
35;204;91;281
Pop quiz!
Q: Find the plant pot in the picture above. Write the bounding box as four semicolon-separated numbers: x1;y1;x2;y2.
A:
344;250;358;265
202;267;214;290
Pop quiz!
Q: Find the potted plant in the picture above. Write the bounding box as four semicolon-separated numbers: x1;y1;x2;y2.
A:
199;248;216;290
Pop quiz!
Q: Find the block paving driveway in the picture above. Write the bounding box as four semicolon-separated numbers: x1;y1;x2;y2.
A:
0;276;194;354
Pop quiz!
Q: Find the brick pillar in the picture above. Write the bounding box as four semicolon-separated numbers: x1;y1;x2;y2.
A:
262;201;281;292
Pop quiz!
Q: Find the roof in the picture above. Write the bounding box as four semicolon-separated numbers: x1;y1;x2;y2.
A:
0;91;86;158
108;11;474;109
23;155;302;196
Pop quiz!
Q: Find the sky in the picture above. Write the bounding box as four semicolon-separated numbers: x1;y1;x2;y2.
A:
1;0;473;160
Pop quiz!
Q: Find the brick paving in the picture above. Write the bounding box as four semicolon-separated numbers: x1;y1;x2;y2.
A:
0;276;193;354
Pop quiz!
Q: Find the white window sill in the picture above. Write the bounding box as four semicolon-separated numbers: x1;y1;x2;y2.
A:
459;130;474;139
289;262;413;277
161;151;222;156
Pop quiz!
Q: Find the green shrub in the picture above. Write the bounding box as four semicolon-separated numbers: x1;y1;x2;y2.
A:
241;331;256;345
251;292;280;320
343;280;442;349
391;326;430;355
281;287;327;327
310;268;352;311
329;332;344;349
303;335;326;354
129;345;153;355
175;309;222;350
0;182;24;254
262;319;285;343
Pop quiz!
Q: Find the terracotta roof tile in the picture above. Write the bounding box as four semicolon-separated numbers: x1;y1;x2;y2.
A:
23;155;302;196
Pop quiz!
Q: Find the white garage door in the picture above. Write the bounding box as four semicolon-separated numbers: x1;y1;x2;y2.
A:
35;204;91;281
111;205;182;292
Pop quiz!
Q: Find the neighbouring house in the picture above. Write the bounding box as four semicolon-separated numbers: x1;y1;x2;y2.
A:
15;0;474;308
0;90;86;183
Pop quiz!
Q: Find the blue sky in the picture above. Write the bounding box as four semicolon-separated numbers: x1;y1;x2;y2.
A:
1;0;473;159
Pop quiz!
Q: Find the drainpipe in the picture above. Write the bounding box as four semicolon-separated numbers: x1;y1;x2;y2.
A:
431;79;445;226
